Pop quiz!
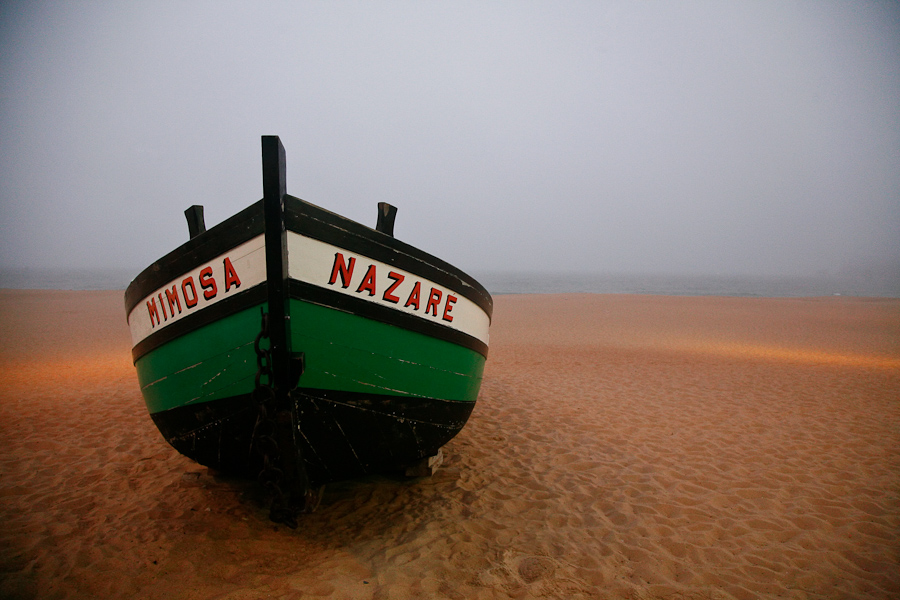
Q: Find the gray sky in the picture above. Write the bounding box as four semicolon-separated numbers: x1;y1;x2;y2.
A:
2;1;898;279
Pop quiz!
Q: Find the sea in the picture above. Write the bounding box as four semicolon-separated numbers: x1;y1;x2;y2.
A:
2;268;899;298
476;271;900;298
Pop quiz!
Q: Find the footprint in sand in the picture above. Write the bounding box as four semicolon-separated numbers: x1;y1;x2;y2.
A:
517;555;556;583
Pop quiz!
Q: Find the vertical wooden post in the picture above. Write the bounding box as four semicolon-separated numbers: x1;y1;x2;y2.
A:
261;136;292;391
184;205;206;239
261;135;309;524
376;202;397;237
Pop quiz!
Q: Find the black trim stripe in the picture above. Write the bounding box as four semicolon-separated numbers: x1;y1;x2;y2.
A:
131;284;267;363
284;196;493;320
289;280;489;358
125;200;265;314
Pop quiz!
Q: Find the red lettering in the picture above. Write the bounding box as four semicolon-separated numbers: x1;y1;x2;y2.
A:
356;264;377;296
199;266;217;300
165;285;182;315
147;297;161;327
158;293;168;320
182;277;198;308
404;281;421;310
425;288;442;316
383;271;405;303
442;294;457;322
328;252;356;288
223;257;241;291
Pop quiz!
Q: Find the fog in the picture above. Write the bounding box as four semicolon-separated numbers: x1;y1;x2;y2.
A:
1;1;898;284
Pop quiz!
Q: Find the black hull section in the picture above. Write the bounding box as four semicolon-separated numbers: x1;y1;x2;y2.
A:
150;390;475;485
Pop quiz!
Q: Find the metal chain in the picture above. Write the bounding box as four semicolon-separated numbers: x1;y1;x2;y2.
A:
250;308;298;528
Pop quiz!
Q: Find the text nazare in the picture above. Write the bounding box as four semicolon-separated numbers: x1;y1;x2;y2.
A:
327;252;457;322
146;257;242;327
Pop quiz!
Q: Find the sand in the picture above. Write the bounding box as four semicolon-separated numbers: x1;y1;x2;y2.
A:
1;289;898;600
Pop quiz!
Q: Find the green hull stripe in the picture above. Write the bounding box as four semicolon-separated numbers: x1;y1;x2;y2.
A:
290;300;485;401
137;300;485;415
136;305;263;415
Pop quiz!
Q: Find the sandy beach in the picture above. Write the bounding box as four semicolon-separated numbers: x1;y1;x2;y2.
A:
1;289;898;600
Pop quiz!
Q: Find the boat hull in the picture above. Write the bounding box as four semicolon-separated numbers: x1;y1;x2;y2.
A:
127;187;491;487
138;296;485;483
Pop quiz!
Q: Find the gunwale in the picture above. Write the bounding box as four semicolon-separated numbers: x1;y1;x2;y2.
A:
125;196;492;362
125;196;492;319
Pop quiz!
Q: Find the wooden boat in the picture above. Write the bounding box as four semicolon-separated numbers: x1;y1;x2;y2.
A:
125;136;491;522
